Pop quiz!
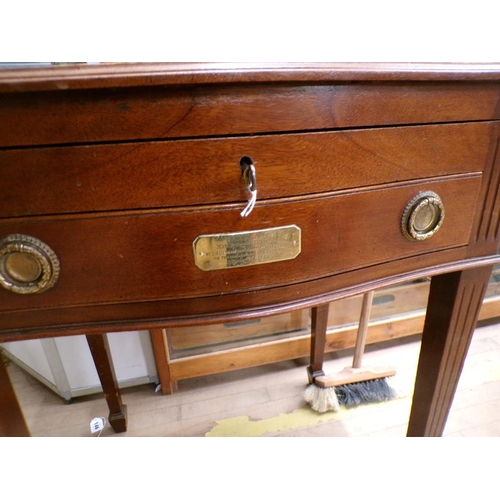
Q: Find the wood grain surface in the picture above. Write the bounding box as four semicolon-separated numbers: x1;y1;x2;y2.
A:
0;122;492;217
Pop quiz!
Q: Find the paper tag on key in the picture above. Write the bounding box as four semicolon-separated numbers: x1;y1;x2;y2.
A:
90;417;105;434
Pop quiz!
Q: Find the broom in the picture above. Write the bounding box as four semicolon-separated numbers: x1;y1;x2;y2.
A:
305;290;398;412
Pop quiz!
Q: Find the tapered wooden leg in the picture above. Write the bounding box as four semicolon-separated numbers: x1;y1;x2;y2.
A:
0;354;30;437
307;303;330;383
150;329;177;395
86;334;127;433
407;266;493;437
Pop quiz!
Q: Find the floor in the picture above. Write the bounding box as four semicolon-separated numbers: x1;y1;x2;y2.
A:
5;319;500;437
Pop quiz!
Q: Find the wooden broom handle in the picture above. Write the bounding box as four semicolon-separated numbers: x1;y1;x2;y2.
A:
352;290;375;369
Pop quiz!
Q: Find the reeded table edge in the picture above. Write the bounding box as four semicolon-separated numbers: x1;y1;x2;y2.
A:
1;253;499;342
1;62;500;93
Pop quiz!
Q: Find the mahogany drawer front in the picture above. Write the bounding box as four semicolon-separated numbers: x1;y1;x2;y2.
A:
1;81;499;148
0;247;474;335
0;122;492;218
0;175;481;313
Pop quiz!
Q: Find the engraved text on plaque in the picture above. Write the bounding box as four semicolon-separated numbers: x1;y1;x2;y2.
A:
193;225;301;271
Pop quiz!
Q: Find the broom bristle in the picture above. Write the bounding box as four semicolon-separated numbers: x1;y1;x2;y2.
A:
335;377;397;406
305;376;399;413
304;384;340;413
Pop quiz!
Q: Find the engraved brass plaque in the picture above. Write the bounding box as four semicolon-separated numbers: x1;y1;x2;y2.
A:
193;225;301;271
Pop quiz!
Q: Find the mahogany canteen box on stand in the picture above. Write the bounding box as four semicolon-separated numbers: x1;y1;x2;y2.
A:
1;63;500;437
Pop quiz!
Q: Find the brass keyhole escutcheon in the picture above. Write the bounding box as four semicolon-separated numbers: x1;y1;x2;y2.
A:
401;191;445;241
0;234;60;294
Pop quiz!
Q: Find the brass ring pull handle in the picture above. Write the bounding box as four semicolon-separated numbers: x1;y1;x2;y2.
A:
401;191;445;241
0;234;60;294
240;157;257;218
